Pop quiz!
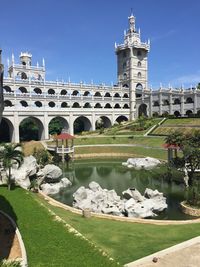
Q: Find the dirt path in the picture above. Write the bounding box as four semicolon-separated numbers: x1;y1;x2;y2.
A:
0;213;21;260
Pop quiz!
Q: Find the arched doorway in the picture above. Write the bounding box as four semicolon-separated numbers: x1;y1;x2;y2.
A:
74;116;92;134
49;117;69;135
0;118;14;142
95;116;112;129
138;103;147;117
115;116;128;124
19;117;44;141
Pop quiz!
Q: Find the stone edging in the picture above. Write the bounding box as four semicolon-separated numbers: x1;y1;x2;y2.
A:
0;210;28;267
124;236;200;267
180;201;200;217
39;191;200;225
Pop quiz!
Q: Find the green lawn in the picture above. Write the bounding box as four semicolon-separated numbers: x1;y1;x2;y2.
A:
75;146;167;160
1;186;200;266
37;194;200;265
0;186;119;267
163;118;200;126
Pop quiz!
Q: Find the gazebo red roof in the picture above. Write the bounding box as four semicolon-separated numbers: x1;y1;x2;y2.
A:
54;133;75;140
163;144;180;149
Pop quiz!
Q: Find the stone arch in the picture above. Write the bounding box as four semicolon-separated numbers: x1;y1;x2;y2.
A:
186;97;193;104
94;92;102;97
138;103;147;117
72;102;80;108
174;111;181;117
174;98;181;105
3;86;12;92
72;90;79;96
123;93;128;98
20;100;28;107
74;116;92;134
186;110;193;117
123;84;129;88
123;104;129;109
104;92;111;97
19;86;28;93
83;91;90;96
19;116;44;141
21;72;27;80
114;103;121;109
136;83;143;90
4;100;13;107
114;93;120;98
153;101;159;107
0;117;14;142
83;102;92;108
48;101;56;108
95;116;112;129
153;112;159;117
35;101;42;107
94;103;102;108
137;72;142;78
162;111;169;117
115;115;128;124
61;102;68;108
60;89;67;95
104;103;112;108
34;87;42;94
48;88;55;95
48;116;69;135
163;99;169;105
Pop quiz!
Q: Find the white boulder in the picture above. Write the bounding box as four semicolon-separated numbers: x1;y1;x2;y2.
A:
41;177;72;195
123;157;161;170
122;188;144;202
40;164;62;181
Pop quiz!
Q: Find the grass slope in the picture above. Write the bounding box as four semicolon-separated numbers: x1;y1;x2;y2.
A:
0;186;118;267
37;194;200;265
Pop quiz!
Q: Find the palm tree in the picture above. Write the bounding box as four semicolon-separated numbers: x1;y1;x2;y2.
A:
0;143;24;190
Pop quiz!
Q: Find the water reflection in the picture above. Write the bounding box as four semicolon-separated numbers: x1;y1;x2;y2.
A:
52;160;194;220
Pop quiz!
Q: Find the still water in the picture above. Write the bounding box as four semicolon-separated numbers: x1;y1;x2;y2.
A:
52;159;196;220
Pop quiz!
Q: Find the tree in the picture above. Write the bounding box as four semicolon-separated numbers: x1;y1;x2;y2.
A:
0;143;24;190
49;118;63;135
197;83;200;90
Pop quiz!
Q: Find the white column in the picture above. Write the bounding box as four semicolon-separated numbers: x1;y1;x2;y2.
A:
169;92;173;115
69;113;74;135
14;112;19;143
129;47;136;120
92;113;96;131
181;94;184;116
194;89;197;114
149;91;152;117
159;91;162;116
44;112;49;140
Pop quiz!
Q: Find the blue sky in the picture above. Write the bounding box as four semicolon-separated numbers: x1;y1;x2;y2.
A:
1;0;200;88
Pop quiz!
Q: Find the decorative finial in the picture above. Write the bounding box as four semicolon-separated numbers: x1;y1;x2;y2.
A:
138;28;140;36
42;58;45;67
11;53;14;64
37;61;39;68
7;58;10;68
115;42;117;49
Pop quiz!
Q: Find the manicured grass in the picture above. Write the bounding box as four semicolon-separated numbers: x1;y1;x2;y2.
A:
0;186;119;267
75;146;167;160
152;126;200;136
49;136;165;147
37;194;200;265
163;118;200;126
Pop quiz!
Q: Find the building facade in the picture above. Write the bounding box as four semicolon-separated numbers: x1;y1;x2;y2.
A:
1;15;200;143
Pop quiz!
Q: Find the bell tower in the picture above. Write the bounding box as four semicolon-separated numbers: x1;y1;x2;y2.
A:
115;14;150;120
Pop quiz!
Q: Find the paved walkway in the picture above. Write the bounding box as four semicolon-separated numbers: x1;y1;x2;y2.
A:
125;236;200;267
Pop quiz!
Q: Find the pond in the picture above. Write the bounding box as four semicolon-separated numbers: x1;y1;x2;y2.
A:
51;159;195;220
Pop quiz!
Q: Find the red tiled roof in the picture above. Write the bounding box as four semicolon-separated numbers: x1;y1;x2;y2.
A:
163;144;180;149
55;133;75;140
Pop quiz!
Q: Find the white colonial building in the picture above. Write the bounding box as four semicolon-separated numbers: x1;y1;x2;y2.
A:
1;14;200;143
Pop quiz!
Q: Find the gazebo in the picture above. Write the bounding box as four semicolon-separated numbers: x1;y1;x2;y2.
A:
54;133;75;162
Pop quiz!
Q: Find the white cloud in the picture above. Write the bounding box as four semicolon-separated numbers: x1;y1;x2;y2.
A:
151;29;176;42
171;71;200;87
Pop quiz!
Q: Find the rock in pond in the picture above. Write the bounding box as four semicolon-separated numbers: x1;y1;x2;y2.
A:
41;178;72;195
122;157;161;170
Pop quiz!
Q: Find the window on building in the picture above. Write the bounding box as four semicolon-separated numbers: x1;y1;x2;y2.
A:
137;72;142;78
137;61;141;67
